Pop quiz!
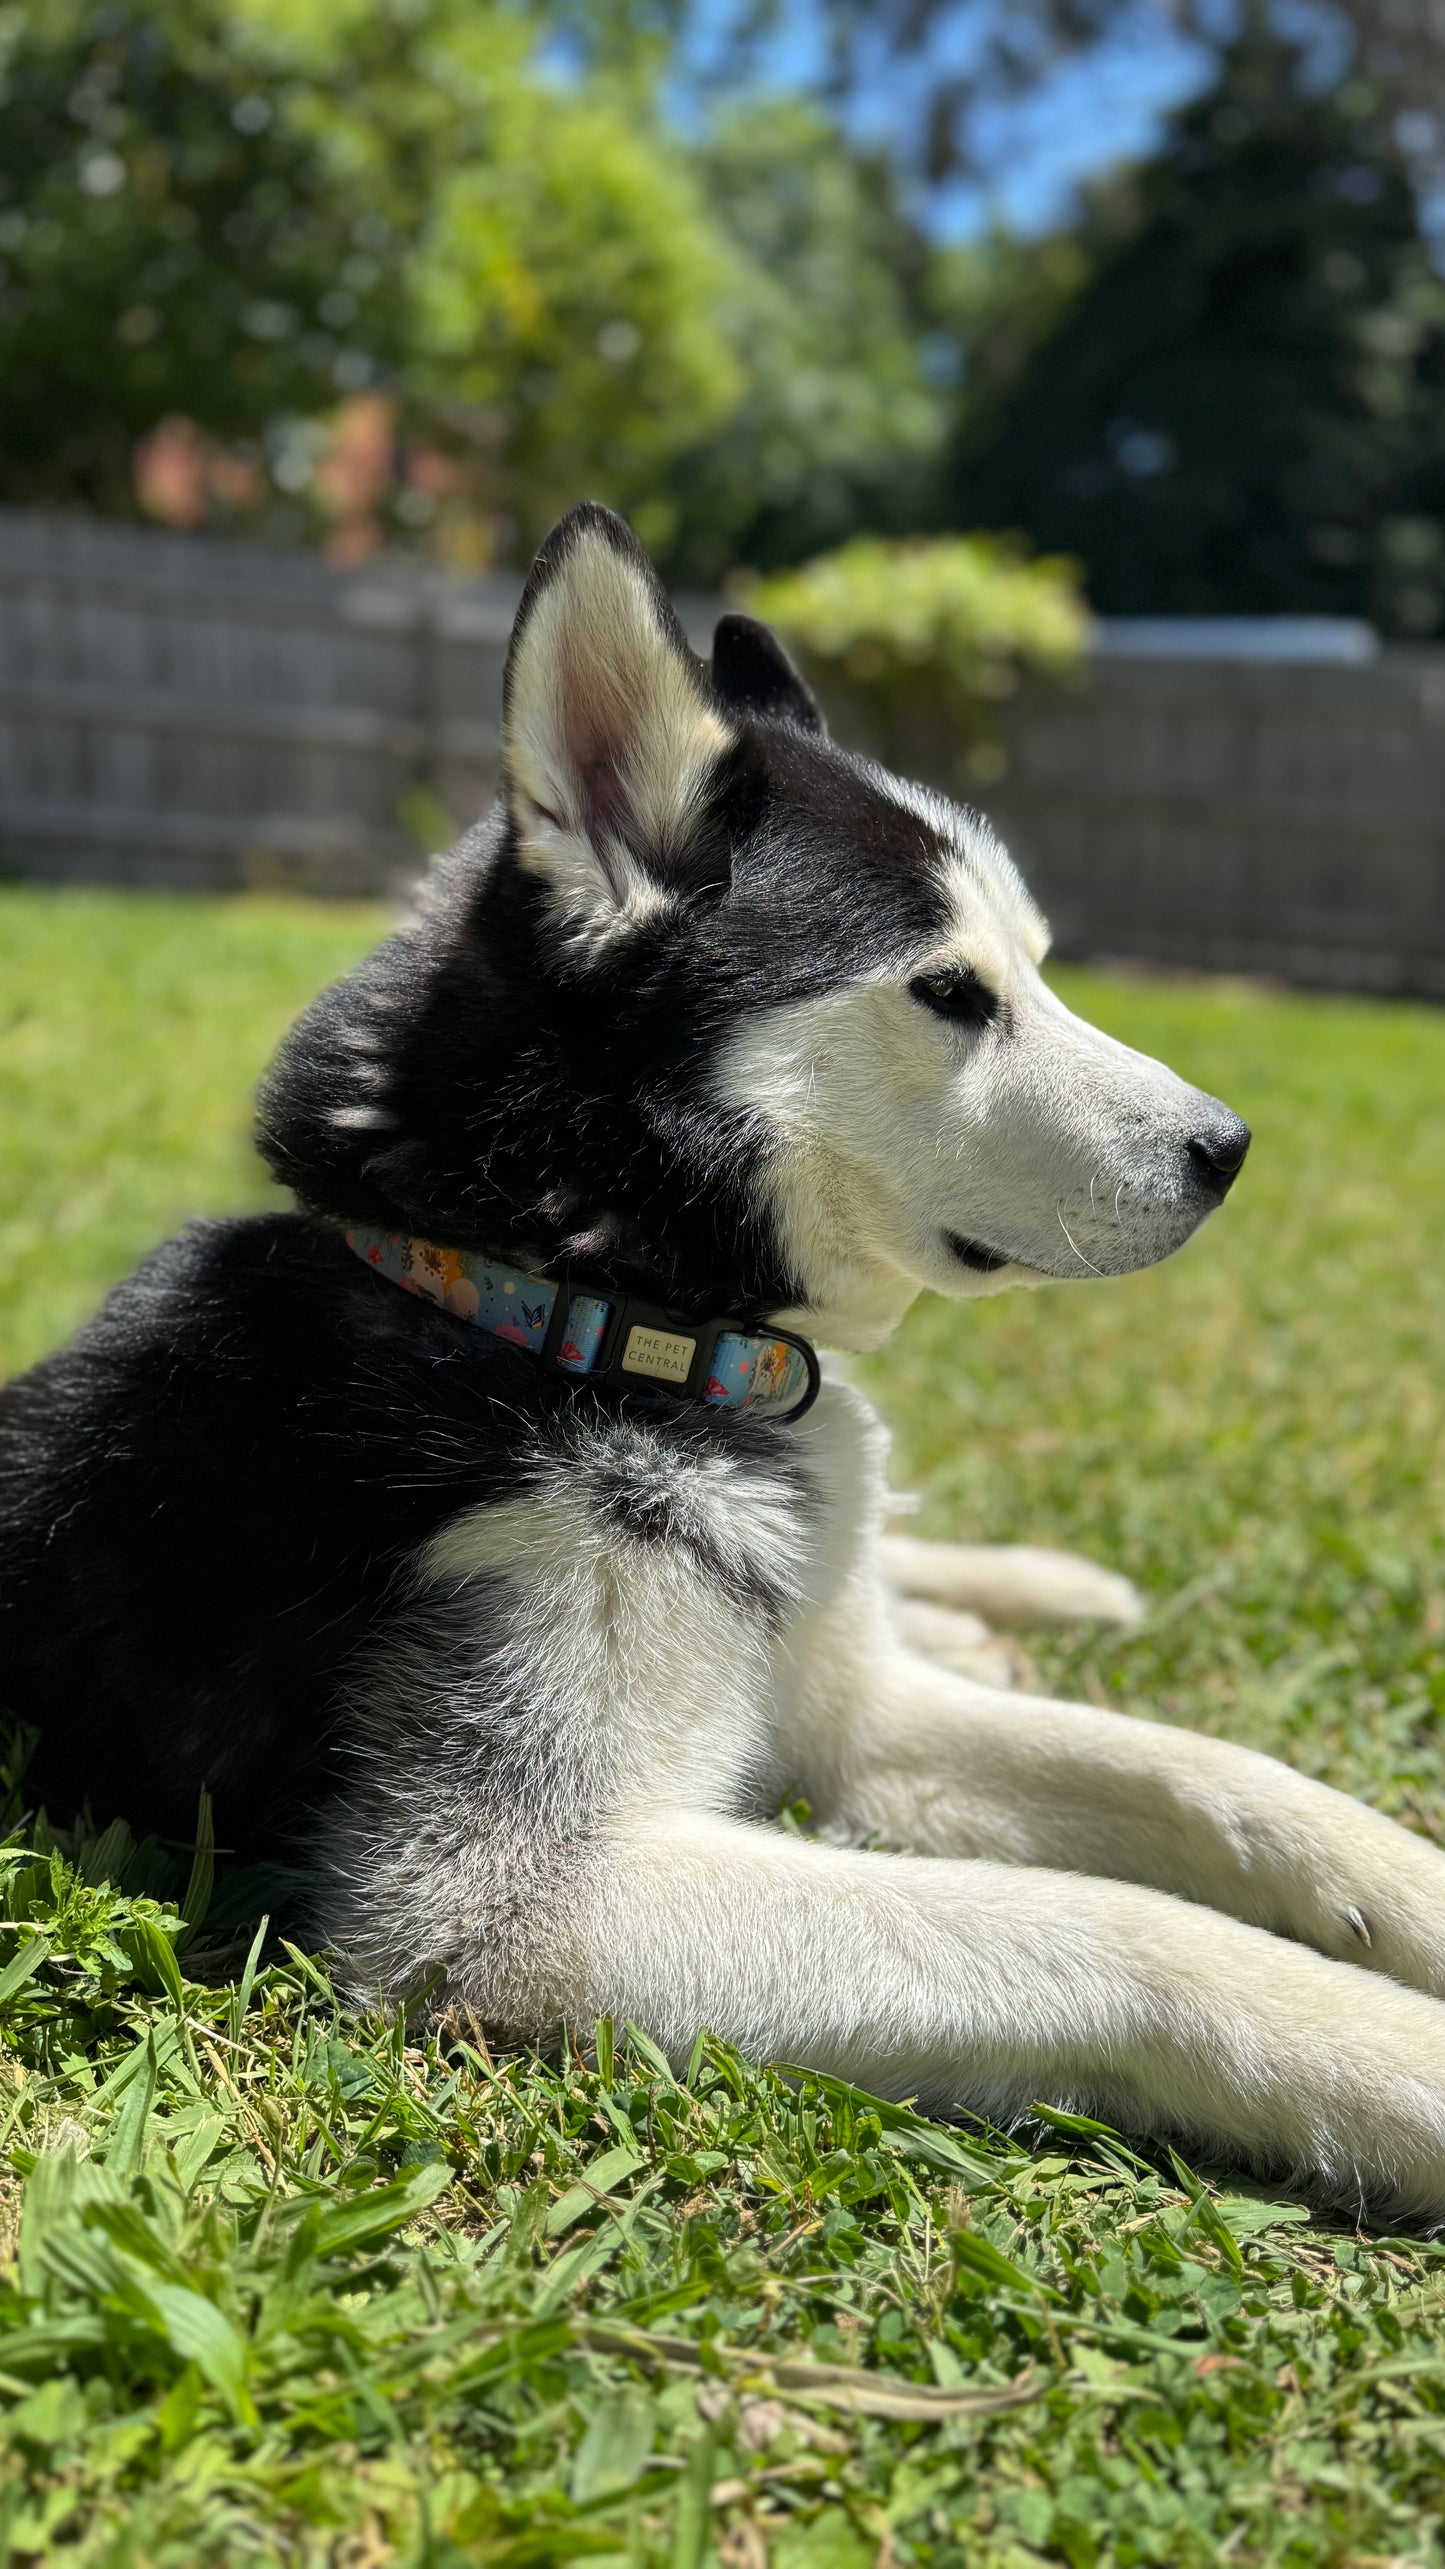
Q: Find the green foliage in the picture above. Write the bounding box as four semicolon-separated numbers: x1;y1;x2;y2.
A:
11;1;1445;603
8;891;1445;2554
0;0;748;553
0;0;387;518
258;0;746;561
926;221;1102;474
655;101;947;585
404;63;744;561
0;0;948;570
746;535;1088;786
951;29;1445;635
0;891;385;1378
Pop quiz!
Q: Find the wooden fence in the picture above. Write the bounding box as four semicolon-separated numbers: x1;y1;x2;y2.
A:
986;647;1445;998
4;508;1445;994
0;511;515;896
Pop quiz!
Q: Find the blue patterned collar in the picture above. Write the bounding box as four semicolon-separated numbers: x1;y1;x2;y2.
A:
345;1228;820;1421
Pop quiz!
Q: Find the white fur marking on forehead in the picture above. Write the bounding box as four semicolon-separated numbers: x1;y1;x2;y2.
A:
938;842;1050;970
504;533;732;950
873;769;1050;969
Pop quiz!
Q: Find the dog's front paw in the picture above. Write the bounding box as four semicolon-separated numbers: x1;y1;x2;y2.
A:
1160;1925;1445;2226
1300;2000;1445;2225
881;1535;1143;1629
1279;1798;1445;2003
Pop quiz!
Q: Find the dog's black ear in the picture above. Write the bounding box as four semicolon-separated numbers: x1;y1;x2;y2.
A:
501;502;735;932
711;611;824;735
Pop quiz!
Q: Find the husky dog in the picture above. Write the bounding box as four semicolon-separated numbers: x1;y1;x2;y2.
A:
6;503;1445;2222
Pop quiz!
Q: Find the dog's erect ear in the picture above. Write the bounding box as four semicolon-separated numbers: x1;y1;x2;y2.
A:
711;611;825;735
501;503;734;933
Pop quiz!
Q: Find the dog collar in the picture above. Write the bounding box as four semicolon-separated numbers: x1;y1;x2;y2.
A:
345;1228;821;1422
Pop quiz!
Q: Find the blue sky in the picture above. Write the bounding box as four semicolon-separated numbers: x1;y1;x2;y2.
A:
930;20;1215;235
676;0;1216;237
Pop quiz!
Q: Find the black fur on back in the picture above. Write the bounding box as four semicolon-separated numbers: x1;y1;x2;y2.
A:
0;503;957;1866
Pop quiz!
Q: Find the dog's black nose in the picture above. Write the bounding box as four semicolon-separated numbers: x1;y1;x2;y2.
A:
1188;1114;1252;1196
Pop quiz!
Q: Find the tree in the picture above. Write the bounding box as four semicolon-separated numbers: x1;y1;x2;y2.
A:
0;0;958;572
0;0;391;516
399;65;744;562
650;100;947;584
942;29;1445;634
691;2;1445;195
0;0;747;556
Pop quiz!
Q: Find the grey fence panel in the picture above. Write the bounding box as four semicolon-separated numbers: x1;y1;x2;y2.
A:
0;512;515;894
982;654;1445;995
5;508;1445;994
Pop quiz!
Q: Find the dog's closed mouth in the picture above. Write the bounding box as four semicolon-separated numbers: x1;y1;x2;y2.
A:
945;1231;1015;1274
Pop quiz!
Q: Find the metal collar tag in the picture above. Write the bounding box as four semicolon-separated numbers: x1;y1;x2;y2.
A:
541;1285;821;1422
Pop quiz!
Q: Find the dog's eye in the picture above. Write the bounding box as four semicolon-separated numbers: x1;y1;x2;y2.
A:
908;967;999;1028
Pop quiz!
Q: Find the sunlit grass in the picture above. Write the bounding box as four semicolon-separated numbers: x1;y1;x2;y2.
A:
0;890;388;1380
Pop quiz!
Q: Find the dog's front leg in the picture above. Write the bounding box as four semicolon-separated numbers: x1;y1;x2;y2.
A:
564;1809;1445;2223
786;1644;1445;2003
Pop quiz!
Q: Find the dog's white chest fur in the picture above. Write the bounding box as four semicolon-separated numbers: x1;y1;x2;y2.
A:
413;1376;889;1823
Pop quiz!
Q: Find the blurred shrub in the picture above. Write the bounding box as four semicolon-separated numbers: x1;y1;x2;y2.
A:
404;76;744;563
746;535;1088;785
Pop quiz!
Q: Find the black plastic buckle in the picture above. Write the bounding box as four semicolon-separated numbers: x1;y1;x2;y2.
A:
540;1284;820;1421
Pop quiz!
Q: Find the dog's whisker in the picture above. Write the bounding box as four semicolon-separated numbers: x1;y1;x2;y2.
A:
1056;1202;1106;1278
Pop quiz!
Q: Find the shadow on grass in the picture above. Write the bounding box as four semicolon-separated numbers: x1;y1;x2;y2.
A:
0;1719;303;1975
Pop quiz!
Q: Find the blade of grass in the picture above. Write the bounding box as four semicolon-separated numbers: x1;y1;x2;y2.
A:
176;1789;215;1954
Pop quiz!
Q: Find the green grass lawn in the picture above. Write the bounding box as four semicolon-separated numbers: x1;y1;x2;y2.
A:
4;886;1445;2565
